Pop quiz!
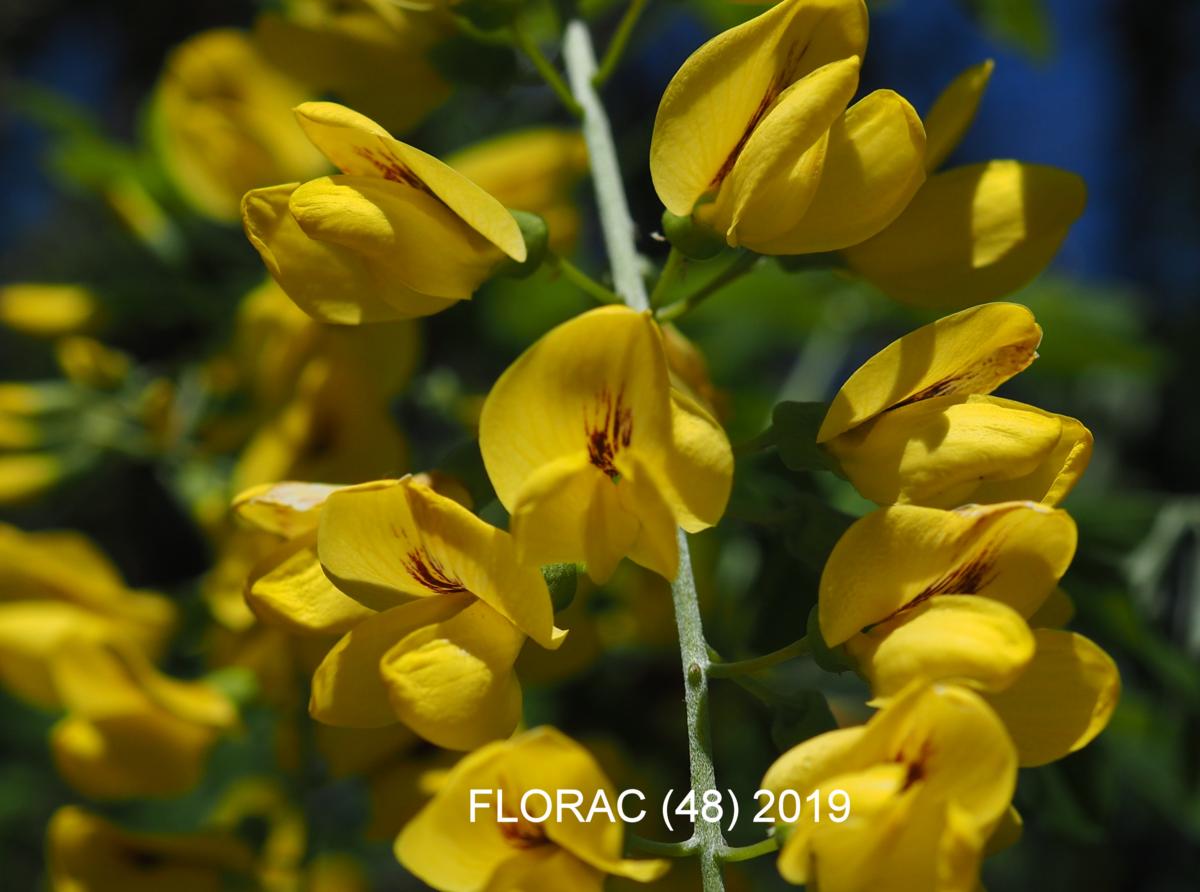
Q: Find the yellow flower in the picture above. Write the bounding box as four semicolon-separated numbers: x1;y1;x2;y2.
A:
818;303;1092;508
297;476;564;749
841;60;1087;308
256;0;452;134
55;337;130;390
0;524;175;657
0;452;67;504
151;29;327;222
650;0;927;255
448;128;588;253
761;683;1017;891
47;806;255;892
397;726;669;892
820;502;1120;765
0;284;96;337
50;638;237;799
242;102;527;324
232;481;375;637
228;282;413;491
479;306;733;583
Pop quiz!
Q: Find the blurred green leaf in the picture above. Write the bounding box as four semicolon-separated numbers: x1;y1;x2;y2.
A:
770;401;837;473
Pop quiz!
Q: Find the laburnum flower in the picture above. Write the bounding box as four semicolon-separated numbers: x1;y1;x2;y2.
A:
650;0;928;255
479;306;733;583
841;60;1088;308
820;501;1120;766
761;683;1017;891
238;476;563;749
818;302;1092;508
151;29;327;222
397;727;669;891
242;102;527;325
227;281;414;492
0;524;175;661
47;806;256;892
255;0;452;134
448;128;588;253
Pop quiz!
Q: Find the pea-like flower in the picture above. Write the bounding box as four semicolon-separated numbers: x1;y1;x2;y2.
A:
254;476;565;750
151;29;327;222
479;306;733;583
242;102;528;325
820;501;1120;766
650;0;928;255
48;806;256;892
841;60;1088;308
397;726;669;892
818;302;1092;508
761;683;1017;891
255;0;452;134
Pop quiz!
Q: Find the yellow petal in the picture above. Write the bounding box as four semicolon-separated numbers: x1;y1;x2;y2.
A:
842;161;1087;309
289;174;505;299
232;480;338;537
847;595;1036;697
0;602;115;708
1027;586;1074;628
650;0;868;216
818;301;1042;442
826;393;1066;508
480;306;671;508
293;101;525;260
661;388;734;532
246;531;375;636
509;453;639;585
151;29;326;222
318;477;561;648
967;403;1092;506
820;501;1076;646
924;60;994;172
309;594;472;728
984;629;1120;766
621;455;683;581
864;683;1017;829
710;57;862;245
380;600;525;750
243;183;449;324
48;806;255;892
761;726;867;804
748;89;927;255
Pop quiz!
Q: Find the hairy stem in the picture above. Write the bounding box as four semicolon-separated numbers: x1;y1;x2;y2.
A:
562;21;726;891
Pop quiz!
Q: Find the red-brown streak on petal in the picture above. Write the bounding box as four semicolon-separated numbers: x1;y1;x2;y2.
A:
351;146;436;197
871;547;1001;629
584;387;633;480
401;548;467;595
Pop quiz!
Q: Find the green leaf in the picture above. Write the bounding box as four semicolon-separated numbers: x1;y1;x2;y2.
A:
771;401;837;473
782;493;854;573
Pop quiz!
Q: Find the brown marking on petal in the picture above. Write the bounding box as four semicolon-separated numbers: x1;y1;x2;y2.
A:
707;38;814;190
401;548;467;595
892;343;1040;410
898;740;934;791
874;547;999;628
584;388;633;480
352;146;433;195
498;790;551;849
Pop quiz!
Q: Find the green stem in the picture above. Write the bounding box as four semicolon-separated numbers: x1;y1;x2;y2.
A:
562;22;724;891
719;835;779;863
548;253;622;304
593;0;650;87
648;245;685;308
562;21;649;312
656;251;758;322
626;832;698;859
511;23;583;118
708;637;811;679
